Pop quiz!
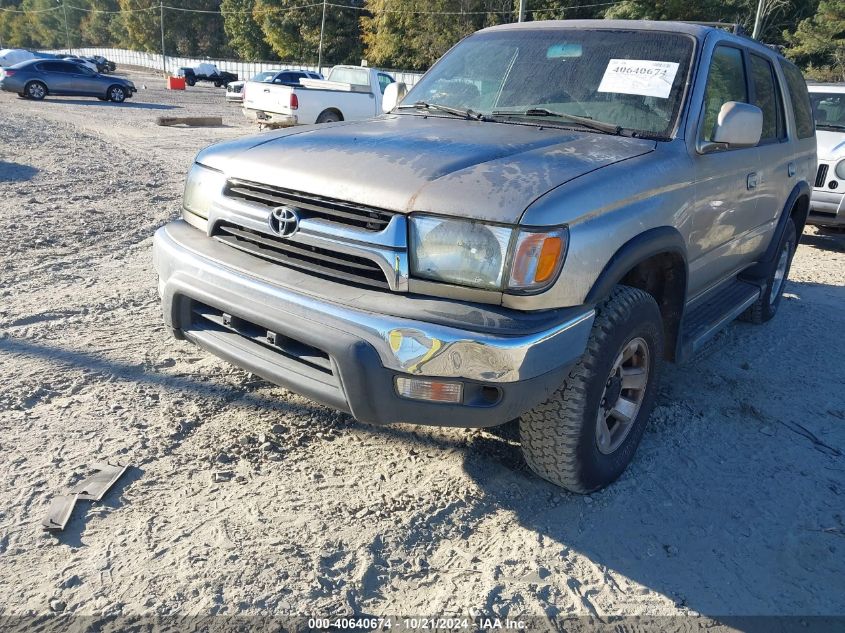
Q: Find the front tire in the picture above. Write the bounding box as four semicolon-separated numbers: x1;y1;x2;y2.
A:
741;218;796;324
520;286;663;493
108;85;126;103
25;81;47;100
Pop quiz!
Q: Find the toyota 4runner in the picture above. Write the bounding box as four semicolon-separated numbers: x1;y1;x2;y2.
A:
153;20;816;492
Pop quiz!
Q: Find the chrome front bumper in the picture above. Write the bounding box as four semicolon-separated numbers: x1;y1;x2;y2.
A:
809;189;845;226
152;221;595;425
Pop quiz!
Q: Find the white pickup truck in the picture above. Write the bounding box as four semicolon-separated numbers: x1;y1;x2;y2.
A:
242;65;395;125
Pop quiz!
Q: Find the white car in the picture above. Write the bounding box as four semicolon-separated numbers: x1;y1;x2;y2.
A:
227;68;323;103
808;83;845;227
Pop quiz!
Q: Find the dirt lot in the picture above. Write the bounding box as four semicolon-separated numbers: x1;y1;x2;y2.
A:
1;68;844;627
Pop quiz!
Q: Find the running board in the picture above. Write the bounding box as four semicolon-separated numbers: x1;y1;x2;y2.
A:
681;279;760;358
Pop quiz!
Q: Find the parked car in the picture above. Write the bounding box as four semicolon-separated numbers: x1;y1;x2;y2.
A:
0;48;36;68
58;54;98;73
241;64;394;124
90;55;116;72
226;69;323;103
0;58;135;101
177;64;238;88
808;83;845;228
80;55;112;74
154;20;815;493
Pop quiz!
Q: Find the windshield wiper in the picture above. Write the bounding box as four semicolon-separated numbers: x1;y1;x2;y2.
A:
817;123;845;130
491;108;622;135
399;101;490;121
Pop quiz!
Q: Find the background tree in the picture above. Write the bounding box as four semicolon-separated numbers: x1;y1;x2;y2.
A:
785;0;845;79
361;0;512;70
254;0;363;65
221;0;273;60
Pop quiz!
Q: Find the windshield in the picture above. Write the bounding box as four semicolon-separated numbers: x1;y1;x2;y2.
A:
403;29;695;138
252;71;276;82
810;92;845;129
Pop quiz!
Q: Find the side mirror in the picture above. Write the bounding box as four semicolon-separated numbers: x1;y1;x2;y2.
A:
382;81;407;113
709;101;763;149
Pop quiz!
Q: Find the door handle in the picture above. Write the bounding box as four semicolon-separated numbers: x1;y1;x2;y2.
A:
263;88;270;93
747;172;758;190
788;162;796;177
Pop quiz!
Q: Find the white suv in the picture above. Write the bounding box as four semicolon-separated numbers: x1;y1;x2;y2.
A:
809;83;845;227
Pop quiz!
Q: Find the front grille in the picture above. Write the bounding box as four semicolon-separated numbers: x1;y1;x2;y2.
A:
816;164;829;187
213;222;391;290
225;179;394;232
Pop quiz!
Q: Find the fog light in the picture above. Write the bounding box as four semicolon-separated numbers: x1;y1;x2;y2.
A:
395;377;463;403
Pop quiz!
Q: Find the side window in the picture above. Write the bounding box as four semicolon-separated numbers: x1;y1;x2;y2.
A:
377;73;394;95
750;54;785;141
779;60;815;139
701;46;747;143
39;61;65;73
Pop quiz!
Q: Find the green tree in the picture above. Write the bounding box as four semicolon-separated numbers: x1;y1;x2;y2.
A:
361;0;512;70
118;0;231;56
254;0;363;66
222;0;273;60
785;0;845;79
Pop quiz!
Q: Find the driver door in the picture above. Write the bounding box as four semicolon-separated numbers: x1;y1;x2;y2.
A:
689;44;762;298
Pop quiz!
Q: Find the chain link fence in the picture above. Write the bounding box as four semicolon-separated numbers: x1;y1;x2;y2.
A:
40;47;424;87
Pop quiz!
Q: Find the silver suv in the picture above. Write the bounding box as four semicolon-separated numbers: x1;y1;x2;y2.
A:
153;20;816;492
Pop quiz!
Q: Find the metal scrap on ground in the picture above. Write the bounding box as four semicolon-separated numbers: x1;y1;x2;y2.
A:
41;494;78;531
42;462;130;532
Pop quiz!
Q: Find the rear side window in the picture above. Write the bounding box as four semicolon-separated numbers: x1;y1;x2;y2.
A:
701;46;747;142
750;54;785;141
779;60;814;139
39;61;70;73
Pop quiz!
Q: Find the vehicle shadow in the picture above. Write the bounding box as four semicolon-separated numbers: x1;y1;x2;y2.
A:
801;226;845;253
455;279;845;619
0;336;320;415
350;279;845;619
40;98;180;111
0;161;39;182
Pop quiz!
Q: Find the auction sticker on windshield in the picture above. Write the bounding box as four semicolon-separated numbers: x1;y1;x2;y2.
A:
597;59;679;99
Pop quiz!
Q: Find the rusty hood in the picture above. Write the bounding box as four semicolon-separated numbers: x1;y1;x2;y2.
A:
196;114;656;224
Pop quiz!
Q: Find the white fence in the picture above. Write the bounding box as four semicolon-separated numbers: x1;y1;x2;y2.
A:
41;47;424;87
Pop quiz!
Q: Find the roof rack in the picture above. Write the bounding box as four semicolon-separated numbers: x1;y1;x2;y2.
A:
682;21;747;36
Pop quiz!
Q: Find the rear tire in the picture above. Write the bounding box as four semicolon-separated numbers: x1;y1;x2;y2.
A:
520;286;663;493
25;81;47;100
741;218;796;324
316;109;341;123
186;77;196;87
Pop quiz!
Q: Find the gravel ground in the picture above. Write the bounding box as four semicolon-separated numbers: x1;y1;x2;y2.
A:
0;69;844;627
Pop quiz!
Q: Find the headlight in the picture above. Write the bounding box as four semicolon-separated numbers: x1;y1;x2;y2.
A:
183;163;226;219
409;215;567;292
410;215;512;289
835;160;845;180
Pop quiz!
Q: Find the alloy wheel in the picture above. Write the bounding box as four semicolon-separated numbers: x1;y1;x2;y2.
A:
595;337;650;454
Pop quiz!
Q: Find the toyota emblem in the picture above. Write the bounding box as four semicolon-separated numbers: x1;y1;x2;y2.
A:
269;206;300;238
